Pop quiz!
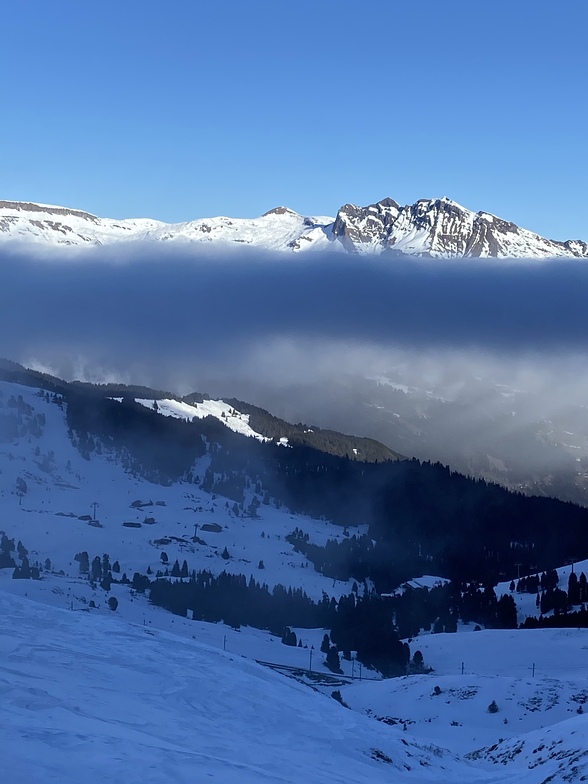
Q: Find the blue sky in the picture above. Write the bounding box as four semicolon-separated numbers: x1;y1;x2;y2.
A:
2;0;587;240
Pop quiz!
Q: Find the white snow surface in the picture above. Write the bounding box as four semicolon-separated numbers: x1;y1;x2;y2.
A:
2;376;588;782
2;196;587;258
135;397;269;441
0;199;334;253
0;379;354;605
1;591;465;784
341;627;588;755
3;589;588;783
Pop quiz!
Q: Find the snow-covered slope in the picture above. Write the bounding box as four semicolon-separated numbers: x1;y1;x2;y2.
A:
1;591;465;784
0;200;334;252
468;716;588;783
341;627;588;753
0;379;355;604
4;589;588;783
134;397;270;441
2;196;587;258
3;375;588;782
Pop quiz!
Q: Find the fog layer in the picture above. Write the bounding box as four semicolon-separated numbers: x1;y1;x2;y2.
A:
3;243;588;502
2;244;588;375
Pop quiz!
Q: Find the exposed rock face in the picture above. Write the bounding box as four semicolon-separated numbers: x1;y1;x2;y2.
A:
0;200;99;221
332;198;401;246
331;197;588;258
1;196;587;259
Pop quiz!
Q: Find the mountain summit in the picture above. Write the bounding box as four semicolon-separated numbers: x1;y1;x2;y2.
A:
332;197;588;258
1;196;587;258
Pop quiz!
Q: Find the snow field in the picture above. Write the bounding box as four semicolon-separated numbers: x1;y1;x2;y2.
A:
2;377;588;782
1;591;467;784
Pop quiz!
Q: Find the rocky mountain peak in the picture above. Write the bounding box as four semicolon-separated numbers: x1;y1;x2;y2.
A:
2;196;587;259
332;196;588;259
332;197;401;248
261;206;299;217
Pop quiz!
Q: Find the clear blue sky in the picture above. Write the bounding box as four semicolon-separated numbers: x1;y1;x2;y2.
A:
2;0;587;240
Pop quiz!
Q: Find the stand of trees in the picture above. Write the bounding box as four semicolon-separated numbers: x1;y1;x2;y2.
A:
47;377;588;591
520;570;588;628
66;394;207;483
149;570;410;677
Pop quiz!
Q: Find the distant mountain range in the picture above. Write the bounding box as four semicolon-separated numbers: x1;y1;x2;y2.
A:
2;196;587;258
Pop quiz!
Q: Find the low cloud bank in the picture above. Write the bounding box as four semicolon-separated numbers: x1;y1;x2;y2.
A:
2;244;588;387
5;242;588;500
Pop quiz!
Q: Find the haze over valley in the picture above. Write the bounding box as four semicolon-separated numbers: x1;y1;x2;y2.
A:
3;1;588;781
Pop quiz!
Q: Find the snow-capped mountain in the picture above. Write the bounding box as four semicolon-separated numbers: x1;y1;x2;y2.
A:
2;196;587;258
332;197;588;258
0;200;335;252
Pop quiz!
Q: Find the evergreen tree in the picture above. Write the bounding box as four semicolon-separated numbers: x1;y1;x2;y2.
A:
580;572;587;603
325;646;342;674
91;556;102;581
19;556;31;579
568;571;580;605
75;551;90;574
281;627;297;646
496;594;518;629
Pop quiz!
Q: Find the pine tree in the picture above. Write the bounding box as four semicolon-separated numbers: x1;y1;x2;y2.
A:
75;551;90;574
91;556;102;581
568;571;580;605
579;572;587;603
325;646;341;674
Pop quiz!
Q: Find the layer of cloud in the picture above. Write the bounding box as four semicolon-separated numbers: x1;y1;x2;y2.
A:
4;242;588;502
2;244;588;385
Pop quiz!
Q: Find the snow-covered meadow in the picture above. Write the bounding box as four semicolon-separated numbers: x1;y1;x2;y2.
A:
2;375;588;782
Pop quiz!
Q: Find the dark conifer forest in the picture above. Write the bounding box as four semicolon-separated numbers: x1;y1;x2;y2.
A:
62;385;588;589
5;361;588;677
